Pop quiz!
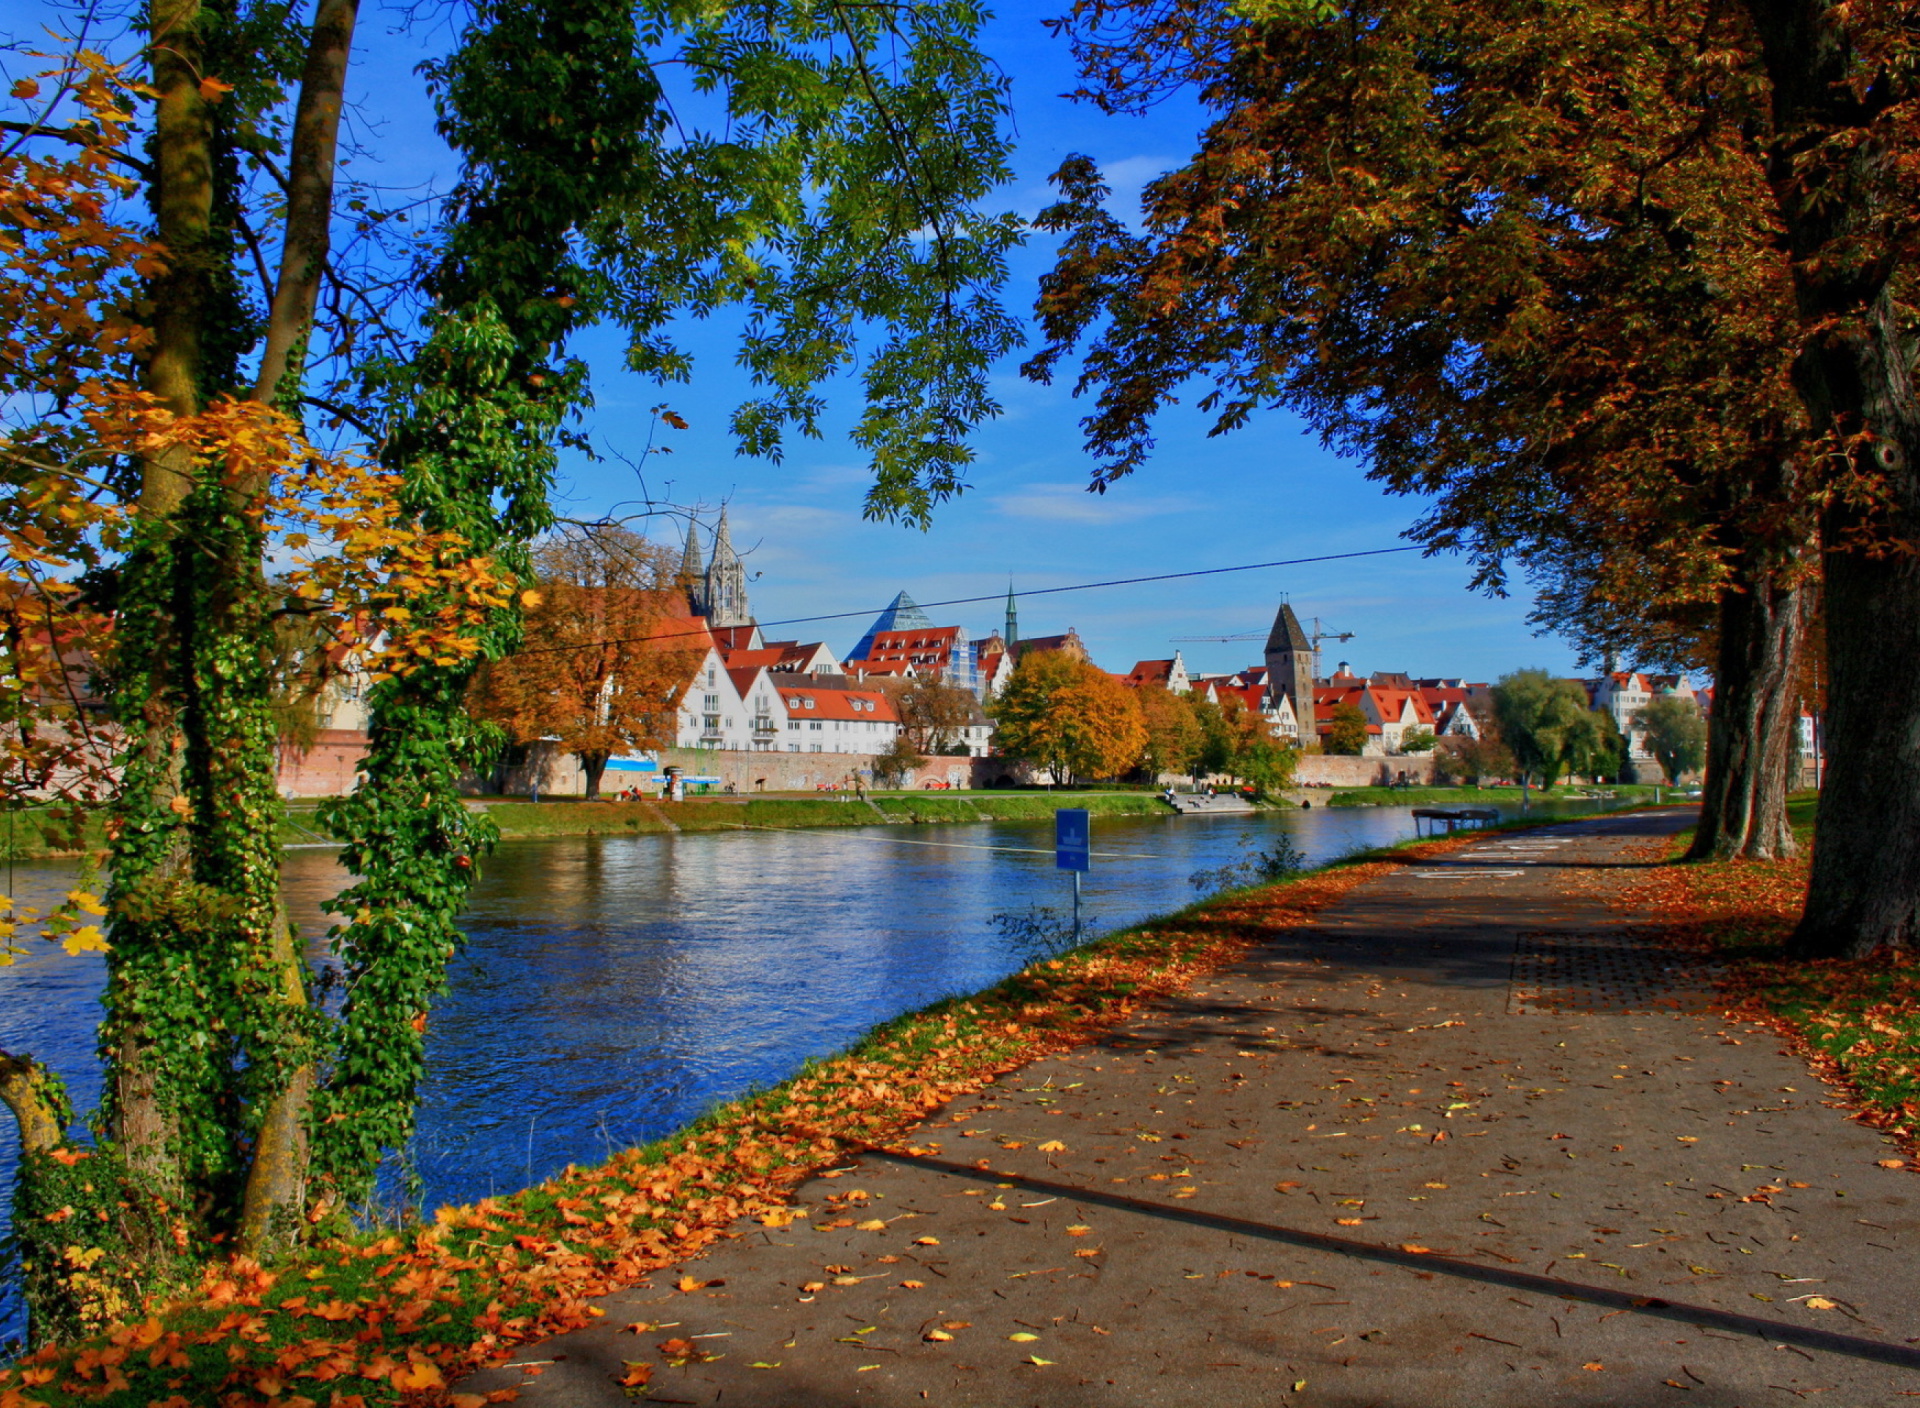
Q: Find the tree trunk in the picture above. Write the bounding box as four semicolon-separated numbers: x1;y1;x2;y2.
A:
581;751;609;799
1795;526;1920;957
239;912;312;1255
1742;2;1920;956
251;0;359;405
0;1052;66;1156
1688;565;1807;861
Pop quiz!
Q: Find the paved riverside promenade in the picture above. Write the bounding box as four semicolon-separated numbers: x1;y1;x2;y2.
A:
460;809;1920;1406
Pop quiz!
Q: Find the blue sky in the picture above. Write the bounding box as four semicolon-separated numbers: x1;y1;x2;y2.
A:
8;2;1578;683
543;10;1573;684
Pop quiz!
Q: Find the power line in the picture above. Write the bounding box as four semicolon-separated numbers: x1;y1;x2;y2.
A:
512;544;1422;656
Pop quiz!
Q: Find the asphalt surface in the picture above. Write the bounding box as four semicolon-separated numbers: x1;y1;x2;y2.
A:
458;808;1920;1406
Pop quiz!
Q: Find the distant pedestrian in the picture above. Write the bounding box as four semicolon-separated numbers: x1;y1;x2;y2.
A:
529;779;540;804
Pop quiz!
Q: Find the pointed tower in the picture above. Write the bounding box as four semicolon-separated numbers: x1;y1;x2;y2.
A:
1004;581;1018;657
1264;602;1315;746
704;506;752;628
679;517;706;616
847;590;934;662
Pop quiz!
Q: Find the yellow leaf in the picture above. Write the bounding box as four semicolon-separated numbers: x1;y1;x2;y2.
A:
198;76;234;102
62;926;111;956
856;1218;887;1231
1008;1332;1038;1342
1804;1296;1840;1310
391;1358;443;1390
1038;1140;1067;1152
65;890;108;916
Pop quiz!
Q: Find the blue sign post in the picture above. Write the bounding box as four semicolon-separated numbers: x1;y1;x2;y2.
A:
1056;808;1090;942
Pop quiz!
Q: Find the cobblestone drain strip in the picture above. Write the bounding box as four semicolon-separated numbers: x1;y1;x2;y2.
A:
859;1149;1920;1372
1507;928;1722;1016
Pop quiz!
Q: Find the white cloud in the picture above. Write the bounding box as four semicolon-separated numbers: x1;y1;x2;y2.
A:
993;480;1196;525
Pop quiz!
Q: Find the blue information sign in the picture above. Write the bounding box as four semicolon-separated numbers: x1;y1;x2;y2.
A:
1055;808;1090;872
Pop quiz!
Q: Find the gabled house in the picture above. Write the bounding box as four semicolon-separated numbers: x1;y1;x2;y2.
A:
1123;651;1191;694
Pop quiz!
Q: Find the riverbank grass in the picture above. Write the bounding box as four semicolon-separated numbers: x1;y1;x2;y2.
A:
1;823;1496;1407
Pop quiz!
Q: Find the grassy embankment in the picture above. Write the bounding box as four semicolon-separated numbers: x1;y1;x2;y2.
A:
1327;782;1666;807
1614;792;1920;1149
0;792;1174;860
0;815;1527;1406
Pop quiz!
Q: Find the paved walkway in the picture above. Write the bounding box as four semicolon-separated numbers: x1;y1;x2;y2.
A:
459;809;1920;1406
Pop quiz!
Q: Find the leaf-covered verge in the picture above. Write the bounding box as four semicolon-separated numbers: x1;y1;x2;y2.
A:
0;828;1498;1407
1607;795;1920;1154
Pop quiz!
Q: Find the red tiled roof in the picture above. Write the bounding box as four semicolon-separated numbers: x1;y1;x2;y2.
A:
858;626;963;668
1124;658;1175;687
774;685;899;723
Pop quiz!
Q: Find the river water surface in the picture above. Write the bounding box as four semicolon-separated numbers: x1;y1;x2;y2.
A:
0;798;1627;1333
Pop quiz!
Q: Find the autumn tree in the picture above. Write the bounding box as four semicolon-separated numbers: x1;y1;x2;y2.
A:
1135;683;1202;778
991;650;1146;784
1321;702;1368;757
0;0;1021;1343
1635;696;1710;786
1433;733;1515;787
469;528;698;798
1027;0;1824;865
890;678;980;755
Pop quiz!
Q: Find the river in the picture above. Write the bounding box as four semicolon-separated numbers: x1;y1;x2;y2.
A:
0;798;1627;1335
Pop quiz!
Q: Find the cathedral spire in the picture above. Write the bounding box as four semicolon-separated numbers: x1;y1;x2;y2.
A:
1005;580;1018;654
679;516;706;615
703;504;752;628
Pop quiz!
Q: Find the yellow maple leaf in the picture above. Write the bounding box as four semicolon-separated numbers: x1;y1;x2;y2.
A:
62;926;111;956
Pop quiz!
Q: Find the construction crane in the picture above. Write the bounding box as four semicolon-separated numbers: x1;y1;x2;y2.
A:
1171;619;1355;676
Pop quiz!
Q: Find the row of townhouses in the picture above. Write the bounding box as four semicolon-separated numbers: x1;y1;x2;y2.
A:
290;512;1762;795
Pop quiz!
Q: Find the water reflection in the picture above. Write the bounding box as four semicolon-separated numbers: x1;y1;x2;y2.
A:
0;798;1629;1275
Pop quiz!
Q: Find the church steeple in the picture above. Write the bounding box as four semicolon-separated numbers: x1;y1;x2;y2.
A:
703;505;752;628
679;517;706;615
1005;581;1018;655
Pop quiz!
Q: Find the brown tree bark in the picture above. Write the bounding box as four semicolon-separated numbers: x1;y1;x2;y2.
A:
1742;0;1920;957
238;912;312;1255
232;0;361;1245
1687;565;1809;861
0;1052;65;1156
109;0;222;1199
251;0;359;406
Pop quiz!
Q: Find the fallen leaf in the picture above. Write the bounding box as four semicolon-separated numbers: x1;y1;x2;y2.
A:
1039;1140;1067;1152
900;1280;926;1289
914;1236;940;1246
676;1275;705;1292
925;1330;953;1342
1336;1217;1364;1227
1027;1354;1054;1366
1878;1160;1906;1169
1400;1243;1432;1254
857;1219;888;1231
1066;1225;1092;1236
618;1362;654;1388
1583;1362;1604;1372
392;1359;443;1391
1009;1332;1039;1342
1804;1296;1840;1310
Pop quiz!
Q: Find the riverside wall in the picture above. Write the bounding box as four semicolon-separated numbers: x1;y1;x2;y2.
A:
1289;754;1441;789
